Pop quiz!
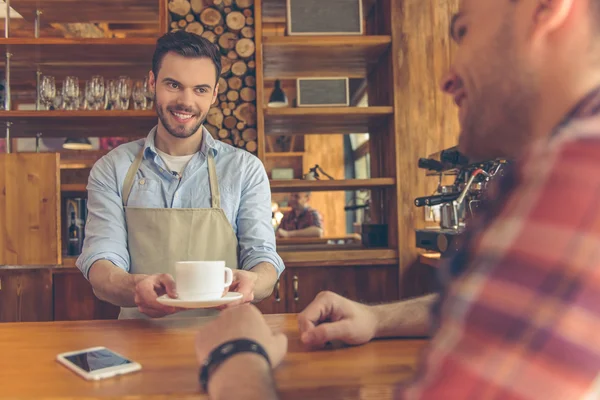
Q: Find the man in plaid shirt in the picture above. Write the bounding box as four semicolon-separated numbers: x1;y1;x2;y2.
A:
191;0;600;399
276;192;324;238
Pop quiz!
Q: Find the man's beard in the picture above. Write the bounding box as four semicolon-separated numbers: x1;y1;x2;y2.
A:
459;21;537;162
156;99;206;139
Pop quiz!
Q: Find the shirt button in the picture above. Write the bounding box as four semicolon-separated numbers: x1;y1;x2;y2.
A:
159;168;164;173
139;179;146;185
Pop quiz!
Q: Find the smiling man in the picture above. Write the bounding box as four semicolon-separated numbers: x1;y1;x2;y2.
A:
190;0;600;398
76;31;284;319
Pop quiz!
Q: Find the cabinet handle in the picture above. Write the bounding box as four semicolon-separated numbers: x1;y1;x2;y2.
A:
274;280;281;303
293;275;299;302
0;277;2;290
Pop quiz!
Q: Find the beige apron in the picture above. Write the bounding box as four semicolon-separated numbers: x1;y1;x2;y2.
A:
118;148;239;319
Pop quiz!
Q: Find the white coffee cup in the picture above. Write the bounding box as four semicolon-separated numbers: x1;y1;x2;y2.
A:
174;261;233;301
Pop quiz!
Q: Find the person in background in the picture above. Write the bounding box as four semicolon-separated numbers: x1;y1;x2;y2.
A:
276;192;324;238
77;31;284;319
191;0;600;398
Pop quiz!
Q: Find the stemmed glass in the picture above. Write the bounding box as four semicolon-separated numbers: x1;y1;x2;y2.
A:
106;80;119;110
62;76;79;110
132;80;147;110
40;75;56;110
117;76;132;110
84;81;95;110
142;76;154;110
90;75;104;110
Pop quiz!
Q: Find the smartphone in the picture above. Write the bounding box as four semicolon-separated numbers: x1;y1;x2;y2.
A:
56;346;142;381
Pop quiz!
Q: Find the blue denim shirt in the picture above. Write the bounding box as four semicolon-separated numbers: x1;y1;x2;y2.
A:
76;126;284;279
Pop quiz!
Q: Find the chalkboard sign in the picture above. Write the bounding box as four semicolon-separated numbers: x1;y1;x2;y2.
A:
297;78;349;107
287;0;363;36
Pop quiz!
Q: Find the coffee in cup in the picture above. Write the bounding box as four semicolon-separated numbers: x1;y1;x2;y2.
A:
174;261;233;301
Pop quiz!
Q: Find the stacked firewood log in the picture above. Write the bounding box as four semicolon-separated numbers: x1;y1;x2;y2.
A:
169;0;257;154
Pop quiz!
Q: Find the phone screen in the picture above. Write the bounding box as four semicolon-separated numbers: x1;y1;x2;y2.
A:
64;348;133;372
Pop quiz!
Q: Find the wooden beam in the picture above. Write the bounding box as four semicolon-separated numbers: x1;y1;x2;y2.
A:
353;140;370;161
390;0;460;297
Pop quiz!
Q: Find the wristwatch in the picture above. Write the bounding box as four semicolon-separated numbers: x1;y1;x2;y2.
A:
199;338;271;392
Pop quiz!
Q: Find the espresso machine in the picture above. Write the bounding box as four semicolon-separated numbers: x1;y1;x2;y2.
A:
414;146;508;255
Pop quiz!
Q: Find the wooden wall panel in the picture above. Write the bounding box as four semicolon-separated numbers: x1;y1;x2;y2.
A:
303;135;347;237
0;268;53;322
53;270;120;321
391;0;460;292
0;153;61;265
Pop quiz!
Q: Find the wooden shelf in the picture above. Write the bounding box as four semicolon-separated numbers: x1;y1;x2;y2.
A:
60;159;98;170
279;249;398;268
262;36;391;78
9;0;160;25
270;178;395;193
264;106;392;135
0;38;155;69
265;152;304;157
61;184;87;192
0;110;156;137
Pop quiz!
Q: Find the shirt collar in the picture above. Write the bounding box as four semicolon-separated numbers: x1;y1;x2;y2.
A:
143;125;219;159
553;85;600;135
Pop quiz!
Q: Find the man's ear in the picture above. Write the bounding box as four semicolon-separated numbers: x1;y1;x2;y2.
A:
530;0;575;42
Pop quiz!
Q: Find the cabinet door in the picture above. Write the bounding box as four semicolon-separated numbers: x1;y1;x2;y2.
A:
0;153;61;265
0;269;53;322
255;275;288;314
286;266;399;314
53;270;120;321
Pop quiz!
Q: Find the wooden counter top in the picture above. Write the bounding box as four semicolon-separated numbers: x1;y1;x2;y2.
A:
0;315;427;399
2;248;399;271
276;234;361;246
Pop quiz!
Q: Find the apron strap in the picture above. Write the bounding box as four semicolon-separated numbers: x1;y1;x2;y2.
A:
122;146;220;209
207;150;220;209
122;148;145;207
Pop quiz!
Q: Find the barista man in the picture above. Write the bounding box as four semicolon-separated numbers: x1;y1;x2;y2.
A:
76;31;284;319
276;192;324;238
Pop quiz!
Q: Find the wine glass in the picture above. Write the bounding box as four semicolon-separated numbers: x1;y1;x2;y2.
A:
142;76;154;110
132;80;147;110
90;75;104;110
106;79;119;110
84;81;95;110
117;76;132;110
62;76;79;110
40;75;56;110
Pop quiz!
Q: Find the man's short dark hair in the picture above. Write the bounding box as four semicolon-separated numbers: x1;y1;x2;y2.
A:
152;30;222;83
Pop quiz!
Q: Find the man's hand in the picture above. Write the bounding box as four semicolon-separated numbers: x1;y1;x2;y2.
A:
195;304;288;368
134;273;184;318
216;269;257;310
276;229;291;238
297;291;378;349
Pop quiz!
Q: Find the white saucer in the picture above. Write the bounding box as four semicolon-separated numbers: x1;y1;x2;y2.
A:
157;292;243;309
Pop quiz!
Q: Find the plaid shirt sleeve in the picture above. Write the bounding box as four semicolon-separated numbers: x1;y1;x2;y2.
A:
398;127;600;399
307;209;323;229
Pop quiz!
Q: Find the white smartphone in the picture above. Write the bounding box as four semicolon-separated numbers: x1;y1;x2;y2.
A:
56;346;142;381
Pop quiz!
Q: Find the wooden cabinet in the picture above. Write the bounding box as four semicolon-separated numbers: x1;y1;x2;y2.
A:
256;266;399;314
53;270;119;321
0;268;53;322
255;278;287;314
0;153;61;266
